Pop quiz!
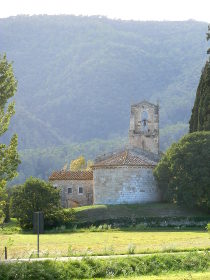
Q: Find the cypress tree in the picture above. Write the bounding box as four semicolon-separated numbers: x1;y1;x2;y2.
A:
189;25;210;132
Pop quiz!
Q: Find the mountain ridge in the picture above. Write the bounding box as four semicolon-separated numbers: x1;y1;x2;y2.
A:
0;15;208;182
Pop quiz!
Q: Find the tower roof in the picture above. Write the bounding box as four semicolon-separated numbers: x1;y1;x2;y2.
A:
131;100;158;108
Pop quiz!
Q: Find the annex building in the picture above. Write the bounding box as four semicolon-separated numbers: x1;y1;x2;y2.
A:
49;100;161;207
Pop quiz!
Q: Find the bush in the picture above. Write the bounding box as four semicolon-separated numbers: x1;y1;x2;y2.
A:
154;132;210;211
88;224;112;232
10;177;61;229
127;243;136;254
44;208;75;229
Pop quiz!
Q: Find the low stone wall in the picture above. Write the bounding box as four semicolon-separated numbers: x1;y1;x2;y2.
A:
93;166;161;204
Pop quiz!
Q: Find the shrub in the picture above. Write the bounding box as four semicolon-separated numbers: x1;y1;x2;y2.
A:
10;177;75;229
44;208;75;229
88;224;112;232
127;243;136;254
154;132;210;211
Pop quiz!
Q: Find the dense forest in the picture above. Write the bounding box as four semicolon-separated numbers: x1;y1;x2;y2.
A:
0;15;208;183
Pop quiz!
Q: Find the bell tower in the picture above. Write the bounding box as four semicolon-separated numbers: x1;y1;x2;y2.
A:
129;101;159;154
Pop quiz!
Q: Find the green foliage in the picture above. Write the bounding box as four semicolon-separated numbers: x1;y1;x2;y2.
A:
44;208;75;229
13;137;126;184
74;216;209;229
0;252;209;279
0;218;21;234
189;62;210;132
154;132;210;211
190;25;210;132
73;202;209;228
0;54;20;224
127;243;136;254
207;24;210;54
0;181;7;224
10;177;61;229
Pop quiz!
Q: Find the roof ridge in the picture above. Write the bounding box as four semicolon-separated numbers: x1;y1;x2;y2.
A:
92;148;158;168
54;169;92;173
49;169;93;181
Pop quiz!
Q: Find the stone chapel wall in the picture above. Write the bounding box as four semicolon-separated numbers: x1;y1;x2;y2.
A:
93;167;161;204
52;179;93;208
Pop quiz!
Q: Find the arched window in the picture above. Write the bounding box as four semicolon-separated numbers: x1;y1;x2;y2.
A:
141;111;148;132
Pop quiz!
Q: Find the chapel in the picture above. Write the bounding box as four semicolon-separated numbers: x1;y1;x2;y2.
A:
49;100;161;207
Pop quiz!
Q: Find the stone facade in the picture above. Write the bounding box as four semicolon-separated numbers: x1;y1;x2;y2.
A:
129;101;159;154
49;171;93;207
92;148;161;205
93;166;161;204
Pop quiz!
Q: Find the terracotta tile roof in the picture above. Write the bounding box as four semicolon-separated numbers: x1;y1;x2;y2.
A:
49;170;93;181
92;149;157;168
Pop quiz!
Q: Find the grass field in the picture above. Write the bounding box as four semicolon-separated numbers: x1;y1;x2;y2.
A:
1;204;209;260
1;228;210;259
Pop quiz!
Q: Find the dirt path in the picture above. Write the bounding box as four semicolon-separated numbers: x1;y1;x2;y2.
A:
2;250;208;263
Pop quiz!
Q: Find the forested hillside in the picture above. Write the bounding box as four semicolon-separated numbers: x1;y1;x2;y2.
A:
0;15;208;182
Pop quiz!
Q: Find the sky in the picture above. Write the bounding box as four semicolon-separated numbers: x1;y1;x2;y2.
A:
1;0;210;22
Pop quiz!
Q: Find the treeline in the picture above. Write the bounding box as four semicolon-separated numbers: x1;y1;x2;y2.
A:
14;123;187;184
14;138;126;184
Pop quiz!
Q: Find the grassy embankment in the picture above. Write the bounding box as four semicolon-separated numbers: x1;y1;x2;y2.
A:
0;203;209;259
74;203;207;223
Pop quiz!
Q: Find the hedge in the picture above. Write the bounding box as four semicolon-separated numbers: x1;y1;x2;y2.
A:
0;252;209;280
73;216;210;229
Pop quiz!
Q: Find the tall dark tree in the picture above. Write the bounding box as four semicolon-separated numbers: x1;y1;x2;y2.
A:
189;26;210;132
0;54;20;223
207;24;210;54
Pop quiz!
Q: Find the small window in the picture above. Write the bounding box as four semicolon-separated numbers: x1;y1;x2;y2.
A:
68;187;72;194
78;187;83;195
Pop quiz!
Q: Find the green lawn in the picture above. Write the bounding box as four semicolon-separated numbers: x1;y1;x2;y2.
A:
98;271;210;279
1;228;210;259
